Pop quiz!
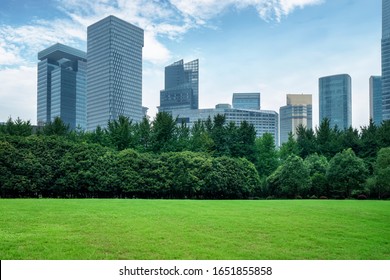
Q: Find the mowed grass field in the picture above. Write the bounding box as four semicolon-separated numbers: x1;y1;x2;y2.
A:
0;199;389;260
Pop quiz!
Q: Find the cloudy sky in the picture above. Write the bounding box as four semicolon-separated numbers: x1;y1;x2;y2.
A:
0;0;381;128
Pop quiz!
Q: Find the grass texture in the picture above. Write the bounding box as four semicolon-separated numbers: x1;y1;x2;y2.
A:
0;199;389;260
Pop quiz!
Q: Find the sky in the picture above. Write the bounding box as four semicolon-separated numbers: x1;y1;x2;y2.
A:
0;0;382;129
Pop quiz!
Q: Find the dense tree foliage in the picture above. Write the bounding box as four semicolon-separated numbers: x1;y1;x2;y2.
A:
327;149;368;198
1;116;390;199
372;147;390;199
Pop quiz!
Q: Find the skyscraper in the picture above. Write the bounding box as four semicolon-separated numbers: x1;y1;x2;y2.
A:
369;76;382;125
232;92;261;110
319;74;352;130
159;59;199;112
382;0;390;120
279;94;312;145
37;43;87;129
87;15;144;130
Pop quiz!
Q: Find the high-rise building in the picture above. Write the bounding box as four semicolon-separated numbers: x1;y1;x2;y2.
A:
279;94;312;145
382;0;390;120
159;59;199;112
37;43;87;129
87;15;144;130
369;76;382;125
232;92;261;110
319;74;352;129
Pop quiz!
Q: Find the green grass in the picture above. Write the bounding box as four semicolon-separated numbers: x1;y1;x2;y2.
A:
0;199;389;260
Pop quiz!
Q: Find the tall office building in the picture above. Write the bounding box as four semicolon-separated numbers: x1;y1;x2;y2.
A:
159;59;199;112
382;0;390;120
279;94;312;145
369;76;382;125
87;15;144;130
319;74;352;130
37;43;87;129
232;92;261;110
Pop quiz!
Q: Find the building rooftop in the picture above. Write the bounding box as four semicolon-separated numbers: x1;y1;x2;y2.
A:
38;43;86;62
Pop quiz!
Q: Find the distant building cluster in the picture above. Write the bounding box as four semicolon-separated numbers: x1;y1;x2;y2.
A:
36;1;389;145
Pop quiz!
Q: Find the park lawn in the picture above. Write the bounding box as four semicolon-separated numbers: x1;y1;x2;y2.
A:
0;199;389;260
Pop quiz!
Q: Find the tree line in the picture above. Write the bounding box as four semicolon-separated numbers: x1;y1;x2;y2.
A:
0;114;390;199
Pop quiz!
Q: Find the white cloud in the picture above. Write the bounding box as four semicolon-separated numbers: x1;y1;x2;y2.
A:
0;66;37;123
0;0;323;67
169;0;323;22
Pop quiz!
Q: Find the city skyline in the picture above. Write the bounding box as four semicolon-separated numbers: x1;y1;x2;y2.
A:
0;0;381;129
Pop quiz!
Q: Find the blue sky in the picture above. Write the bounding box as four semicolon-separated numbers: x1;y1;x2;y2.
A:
0;0;381;129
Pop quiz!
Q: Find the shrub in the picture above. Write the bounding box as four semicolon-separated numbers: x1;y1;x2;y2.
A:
320;196;328;199
295;195;302;199
310;195;318;199
357;194;367;200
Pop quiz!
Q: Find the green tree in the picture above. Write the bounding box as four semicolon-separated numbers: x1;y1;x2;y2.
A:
377;120;390;147
304;154;329;197
327;149;368;198
1;117;32;136
150;112;177;153
235;121;256;162
279;132;300;160
42;117;70;136
296;125;317;158
255;133;279;177
373;147;390;199
267;154;310;198
210;114;229;156
134;116;151;152
204;156;260;199
189;120;214;153
341;127;361;154
176;121;190;152
106;115;135;150
316;118;341;158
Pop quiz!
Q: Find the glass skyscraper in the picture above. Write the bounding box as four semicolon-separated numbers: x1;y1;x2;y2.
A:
319;74;352;130
382;0;390;120
232;92;261;110
369;76;382;125
87;15;144;130
279;94;312;145
37;43;87;129
159;59;199;112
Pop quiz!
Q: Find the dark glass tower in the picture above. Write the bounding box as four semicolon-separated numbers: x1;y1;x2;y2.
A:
382;0;390;120
87;15;144;130
159;59;199;112
369;76;382;125
319;74;352;130
37;43;87;129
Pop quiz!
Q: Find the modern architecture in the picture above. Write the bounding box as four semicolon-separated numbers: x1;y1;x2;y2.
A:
169;106;279;146
369;76;382;125
37;43;87;129
87;15;144;130
279;94;312;144
319;74;352;130
159;59;199;112
232;92;261;110
382;0;390;120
